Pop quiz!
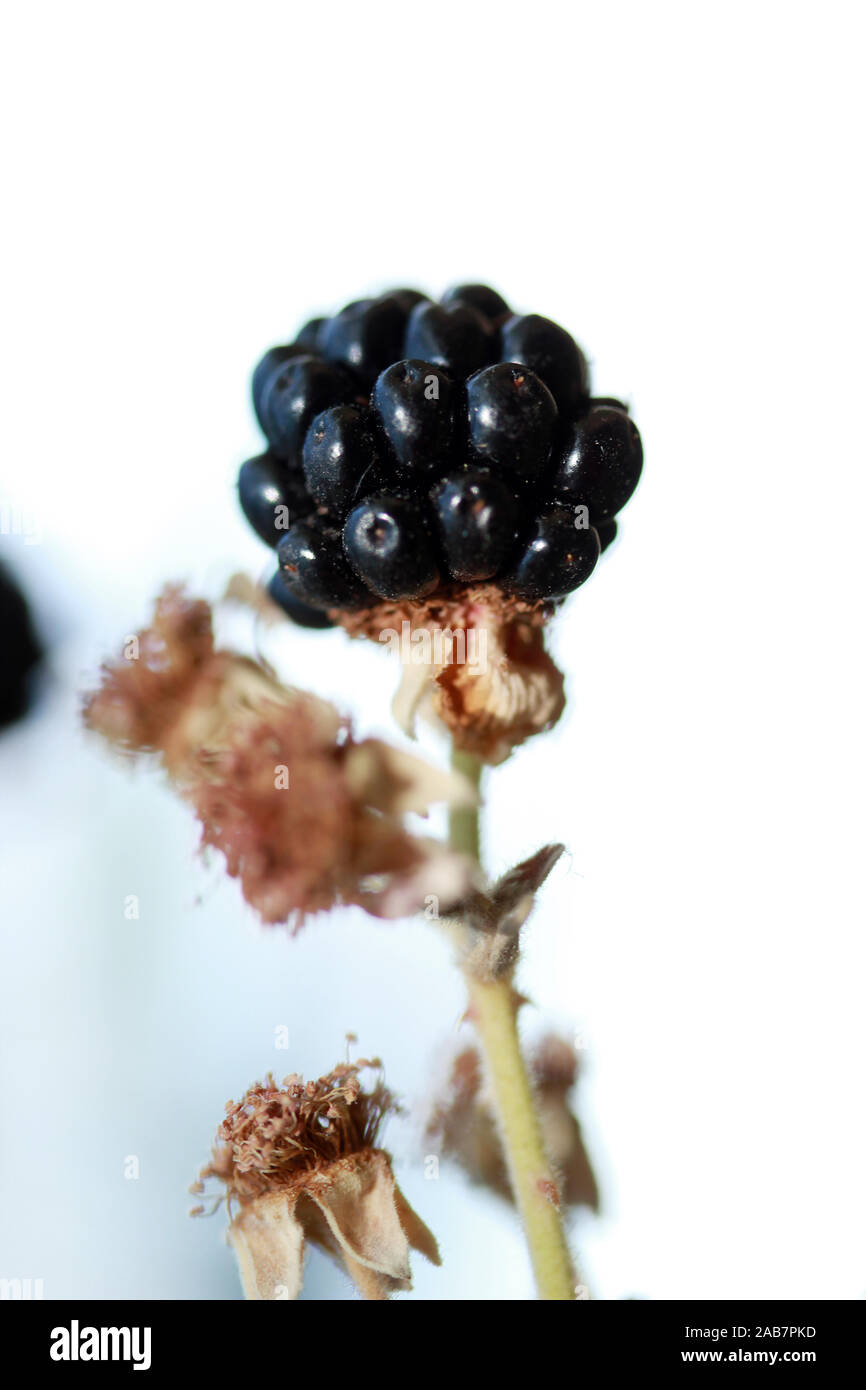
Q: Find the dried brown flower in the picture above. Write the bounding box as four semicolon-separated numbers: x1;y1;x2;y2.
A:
336;583;566;765
425;1035;599;1212
83;586;478;926
195;1062;440;1300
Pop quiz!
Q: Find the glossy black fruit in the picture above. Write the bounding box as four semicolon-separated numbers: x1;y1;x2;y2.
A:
431;468;521;582
302;405;380;516
344;495;440;600
320;295;408;386
388;287;429;314
259;355;356;462
441;283;510;324
595;518;618;552
500;507;600;600
277;515;372;610
466;362;557;479
501;313;588;413
266;571;336;629
404;301;496;379
238;452;316;547
551;407;643;521
295;317;327;351
251;343;310;424
372;359;456;474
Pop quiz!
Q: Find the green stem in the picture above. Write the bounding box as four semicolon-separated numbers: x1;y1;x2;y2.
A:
449;747;577;1301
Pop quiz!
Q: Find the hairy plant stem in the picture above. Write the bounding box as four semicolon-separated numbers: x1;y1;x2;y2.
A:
448;746;577;1301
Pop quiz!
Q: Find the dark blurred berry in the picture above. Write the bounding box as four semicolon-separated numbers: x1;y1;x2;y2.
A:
442;283;510;325
0;563;42;728
266;571;337;628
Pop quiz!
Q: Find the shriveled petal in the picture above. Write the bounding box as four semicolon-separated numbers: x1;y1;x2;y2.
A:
392;1181;442;1267
227;1193;305;1300
343;739;477;817
391;661;434;741
434;620;565;766
302;1151;438;1296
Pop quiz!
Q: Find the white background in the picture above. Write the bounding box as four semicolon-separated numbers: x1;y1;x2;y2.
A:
1;1;864;1300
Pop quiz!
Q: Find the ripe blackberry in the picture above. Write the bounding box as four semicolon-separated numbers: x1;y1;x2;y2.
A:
466;362;557;479
320;294;408;387
240;285;640;621
344;495;440;601
405;301;496;380
501;313;589;414
551;406;643;521
238;452;316;547
431;468;521;582
442;283;511;325
302;404;381;516
259;355;356;462
372;359;456;475
501;508;600;601
266;571;336;629
277;515;372;610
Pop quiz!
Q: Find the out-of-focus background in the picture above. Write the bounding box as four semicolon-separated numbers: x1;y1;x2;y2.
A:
1;1;864;1300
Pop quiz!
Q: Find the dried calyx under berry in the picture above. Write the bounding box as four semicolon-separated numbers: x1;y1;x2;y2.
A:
237;284;643;626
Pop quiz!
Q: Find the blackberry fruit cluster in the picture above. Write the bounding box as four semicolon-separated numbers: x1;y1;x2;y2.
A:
238;285;642;626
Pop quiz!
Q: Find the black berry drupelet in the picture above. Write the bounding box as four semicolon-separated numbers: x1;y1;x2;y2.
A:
251;343;310;422
258;354;356;462
302;404;381;517
373;359;456;475
238;452;316;547
404;301;497;380
501;508;600;601
441;283;511;325
431;468;521;582
277;515;373;611
551;406;643;521
501;313;589;415
266;571;336;629
320;294;408;387
466;362;558;480
344;495;440;601
238;285;641;621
